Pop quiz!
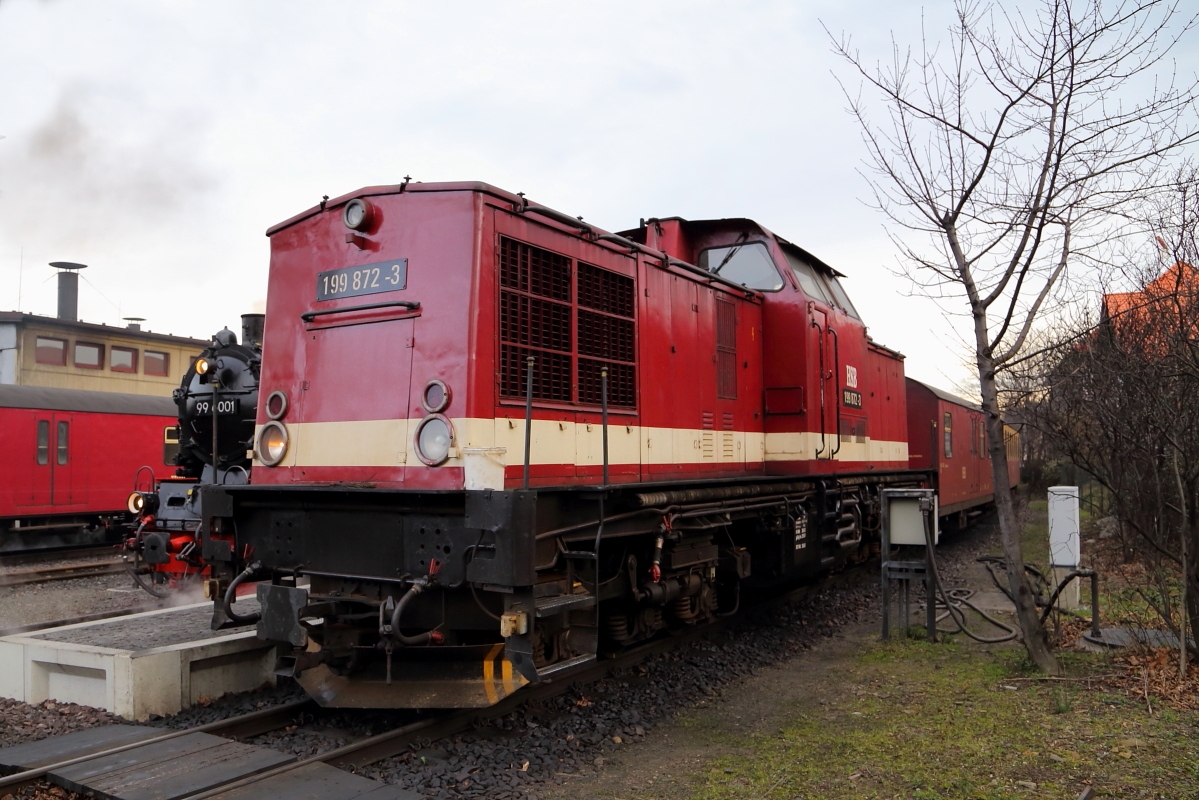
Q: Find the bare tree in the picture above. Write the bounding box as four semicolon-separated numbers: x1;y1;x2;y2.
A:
1023;166;1199;674
829;0;1199;672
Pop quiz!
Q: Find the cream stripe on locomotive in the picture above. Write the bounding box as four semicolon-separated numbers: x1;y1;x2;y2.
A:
253;418;908;473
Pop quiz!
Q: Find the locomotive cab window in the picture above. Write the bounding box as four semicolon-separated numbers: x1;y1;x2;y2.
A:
698;242;784;291
782;246;860;319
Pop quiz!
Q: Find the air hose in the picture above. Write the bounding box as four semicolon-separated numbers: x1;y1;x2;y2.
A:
388;581;444;645
224;561;262;625
123;520;171;599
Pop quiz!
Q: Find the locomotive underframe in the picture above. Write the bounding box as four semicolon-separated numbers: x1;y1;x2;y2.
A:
201;470;926;708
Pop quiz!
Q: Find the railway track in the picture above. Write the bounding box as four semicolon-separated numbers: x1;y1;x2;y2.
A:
0;560;125;588
0;545;118;567
0;565;873;800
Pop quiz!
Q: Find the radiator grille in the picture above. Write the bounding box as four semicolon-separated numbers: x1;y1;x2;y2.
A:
500;345;572;402
577;311;634;362
500;293;572;352
500;238;571;301
578;262;634;317
498;236;637;407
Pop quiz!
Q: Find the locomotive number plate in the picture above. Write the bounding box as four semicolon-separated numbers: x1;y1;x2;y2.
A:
195;398;238;416
842;388;863;409
317;259;407;301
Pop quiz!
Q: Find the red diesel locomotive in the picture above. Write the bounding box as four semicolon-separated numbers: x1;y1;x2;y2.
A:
194;181;1013;709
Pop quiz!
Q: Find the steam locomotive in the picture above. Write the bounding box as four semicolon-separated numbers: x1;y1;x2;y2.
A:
121;316;262;594
186;181;1015;709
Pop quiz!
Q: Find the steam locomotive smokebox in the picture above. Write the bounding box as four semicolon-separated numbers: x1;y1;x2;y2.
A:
0;601;275;720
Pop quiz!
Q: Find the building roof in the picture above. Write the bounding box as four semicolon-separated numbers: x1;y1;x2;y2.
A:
0;383;178;416
0;312;211;346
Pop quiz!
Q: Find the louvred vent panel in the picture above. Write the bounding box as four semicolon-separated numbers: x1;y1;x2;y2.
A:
498;235;636;407
578;262;634;317
578;360;636;406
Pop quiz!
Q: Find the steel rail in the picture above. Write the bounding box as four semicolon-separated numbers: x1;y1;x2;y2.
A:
1;557;876;799
0;546;116;567
187;566;876;799
0;562;125;588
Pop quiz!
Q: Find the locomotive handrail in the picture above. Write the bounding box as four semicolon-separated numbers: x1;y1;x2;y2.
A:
300;300;420;322
812;307;828;459
829;325;841;458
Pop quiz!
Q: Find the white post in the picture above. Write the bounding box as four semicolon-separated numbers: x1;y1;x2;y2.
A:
1047;486;1081;610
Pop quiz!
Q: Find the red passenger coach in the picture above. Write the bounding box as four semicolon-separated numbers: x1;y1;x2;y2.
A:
0;385;178;551
201;181;974;709
905;378;1019;524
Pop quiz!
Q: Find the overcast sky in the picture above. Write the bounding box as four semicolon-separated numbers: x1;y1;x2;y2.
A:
1;0;1196;392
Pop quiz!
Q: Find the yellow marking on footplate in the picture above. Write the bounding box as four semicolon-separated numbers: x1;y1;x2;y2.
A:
501;658;516;696
483;643;503;705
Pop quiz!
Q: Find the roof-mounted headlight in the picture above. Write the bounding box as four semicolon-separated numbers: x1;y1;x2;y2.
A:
257;421;290;466
343;198;374;231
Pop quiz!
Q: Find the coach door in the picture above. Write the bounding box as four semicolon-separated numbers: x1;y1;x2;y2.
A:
30;413;73;505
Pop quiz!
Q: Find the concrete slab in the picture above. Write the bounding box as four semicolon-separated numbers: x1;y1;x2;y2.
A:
0;601;276;720
0;725;160;773
206;761;422;800
53;733;294;800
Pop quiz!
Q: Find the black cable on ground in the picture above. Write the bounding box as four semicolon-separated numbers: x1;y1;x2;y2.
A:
921;506;1019;643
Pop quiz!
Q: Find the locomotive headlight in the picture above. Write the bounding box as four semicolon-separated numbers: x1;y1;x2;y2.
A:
343;198;374;231
257;421;290;466
421;380;451;413
127;491;158;516
265;390;289;420
195;358;211;376
414;415;454;466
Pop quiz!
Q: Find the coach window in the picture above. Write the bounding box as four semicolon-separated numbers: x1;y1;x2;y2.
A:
111;346;138;373
35;337;67;365
75;342;103;369
699;242;784;291
145;350;169;376
36;421;49;465
943;412;953;458
57;421;69;465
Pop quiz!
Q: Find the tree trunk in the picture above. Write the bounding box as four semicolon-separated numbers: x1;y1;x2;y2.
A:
978;344;1061;674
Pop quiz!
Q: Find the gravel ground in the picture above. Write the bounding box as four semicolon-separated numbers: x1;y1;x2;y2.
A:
0;572;156;631
0;518;998;800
